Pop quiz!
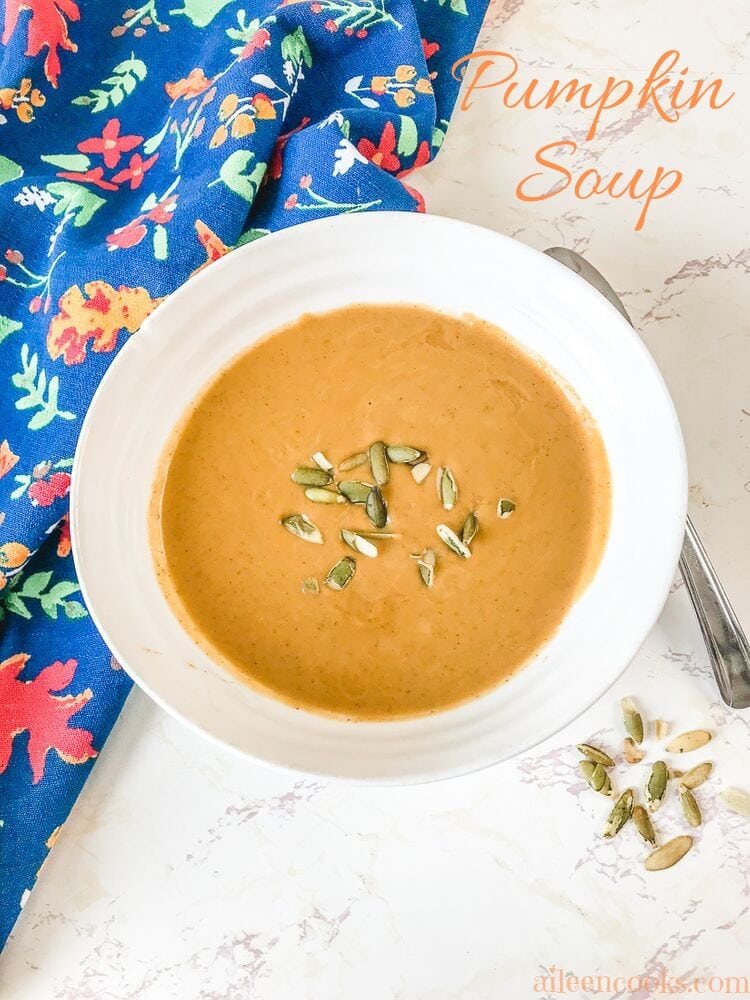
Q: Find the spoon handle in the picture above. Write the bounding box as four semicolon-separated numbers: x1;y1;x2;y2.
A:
679;516;750;708
544;245;750;709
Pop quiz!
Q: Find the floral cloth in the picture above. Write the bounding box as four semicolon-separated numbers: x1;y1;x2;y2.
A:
0;0;485;949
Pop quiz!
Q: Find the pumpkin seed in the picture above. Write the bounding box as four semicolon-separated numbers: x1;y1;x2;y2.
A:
338;481;372;504
304;487;345;504
311;451;333;472
386;445;425;464
679;785;702;827
369;441;389;486
580;760;612;796
365;486;387;529
497;498;516;519
632;805;657;846
461;511;479;547
438;467;458;510
654;719;669;741
623;738;644;764
720;787;750;817
680;762;712;790
577;743;615;768
359;531;400;540
666;730;712;754
411;462;432;484
341;529;378;558
339;452;368;472
325;556;356;591
646;761;668;812
645;835;692;871
620;696;644;744
291;466;332;487
436;523;471;559
416;548;436;588
280;513;323;545
301;577;319;595
603;789;633;838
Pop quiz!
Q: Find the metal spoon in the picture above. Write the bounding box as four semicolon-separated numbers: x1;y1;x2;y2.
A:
545;246;750;709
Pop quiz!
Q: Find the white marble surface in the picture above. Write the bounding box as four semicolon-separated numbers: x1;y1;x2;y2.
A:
3;0;750;995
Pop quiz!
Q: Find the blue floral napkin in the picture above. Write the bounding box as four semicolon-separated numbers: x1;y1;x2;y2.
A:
0;0;485;949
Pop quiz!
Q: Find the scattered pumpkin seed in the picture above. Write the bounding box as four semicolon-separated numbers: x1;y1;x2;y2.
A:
620;696;644;744
301;577;319;595
325;556;356;591
680;762;712;790
291;466;332;487
623;738;644;764
720;787;750;817
369;441;389;486
580;760;612;796
645;835;692;871
679;785;702;827
339;452;368;472
577;743;615;768
411;462;432;484
280;513;323;545
304;487;345;504
632;805;657;846
365;486;387;529
416;548;436;588
461;511;479;547
603;789;633;838
646;761;668;812
666;730;712;754
654;719;669;741
497;498;516;519
436;523;471;559
341;529;378;559
438;467;458;510
386;445;425;464
311;451;333;472
338;480;372;504
359;531;400;540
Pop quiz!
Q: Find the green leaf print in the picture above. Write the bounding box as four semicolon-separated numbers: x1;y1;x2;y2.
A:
215;151;267;203
397;115;418;156
0;316;22;347
1;572;87;621
47;183;106;227
11;345;76;430
169;0;237;27
0;155;23;186
71;54;147;112
40;153;91;172
280;27;313;71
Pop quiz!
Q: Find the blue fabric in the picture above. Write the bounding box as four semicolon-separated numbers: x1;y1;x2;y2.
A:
0;0;485;948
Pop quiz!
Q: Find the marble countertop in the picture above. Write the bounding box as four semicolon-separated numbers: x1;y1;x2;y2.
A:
3;1;750;996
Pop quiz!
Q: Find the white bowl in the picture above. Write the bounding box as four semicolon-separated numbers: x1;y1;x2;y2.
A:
71;213;687;784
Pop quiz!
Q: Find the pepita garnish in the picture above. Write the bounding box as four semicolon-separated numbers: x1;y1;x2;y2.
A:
436;523;471;559
311;451;333;472
680;762;712;790
623;738;644;764
291;466;332;487
338;481;372;504
577;743;615;768
411;462;432;484
301;577;320;595
654;719;669;741
366;486;387;529
603;789;633;838
620;696;644;744
666;729;712;754
679;785;702;828
369;441;390;486
646;761;668;812
339;452;368;472
386;445;425;464
281;513;323;545
438;467;458;510
416;548;436;588
720;787;750;817
341;529;378;559
304;487;345;504
359;531;400;540
645;835;692;871
461;511;479;547
325;556;356;591
497;498;516;519
580;760;612;796
632;805;657;846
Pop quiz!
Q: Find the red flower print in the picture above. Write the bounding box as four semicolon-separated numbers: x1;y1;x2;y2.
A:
396;138;431;180
421;39;440;60
357;121;401;173
55;166;119;190
268;117;311;180
106;220;148;250
238;27;271;60
110;152;158;190
57;516;71;557
324;18;337;31
28;471;71;507
78;118;142;170
0;653;97;784
284;193;298;209
2;0;80;88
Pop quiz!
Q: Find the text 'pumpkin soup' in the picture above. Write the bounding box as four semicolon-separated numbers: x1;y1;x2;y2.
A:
150;304;611;719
